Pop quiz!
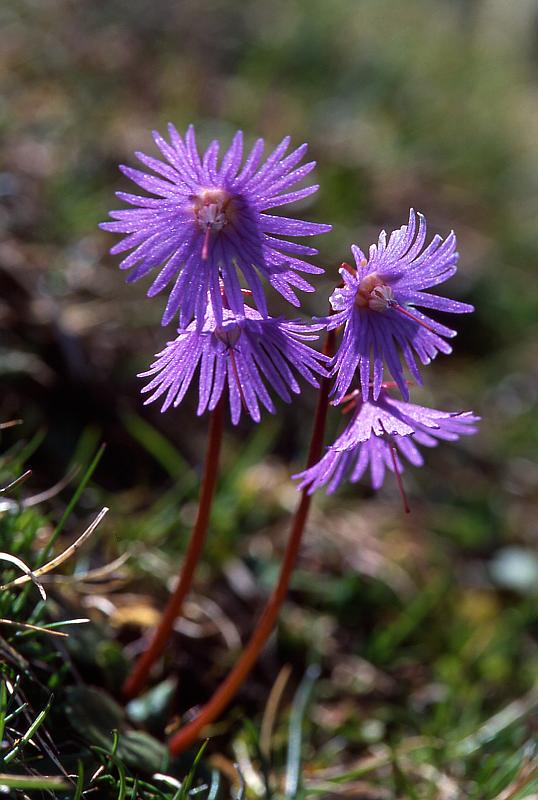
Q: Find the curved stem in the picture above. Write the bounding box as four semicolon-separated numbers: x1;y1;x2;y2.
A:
169;330;336;754
123;396;226;701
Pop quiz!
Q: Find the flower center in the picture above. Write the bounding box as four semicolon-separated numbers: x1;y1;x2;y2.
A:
214;322;242;349
355;272;395;312
192;188;231;233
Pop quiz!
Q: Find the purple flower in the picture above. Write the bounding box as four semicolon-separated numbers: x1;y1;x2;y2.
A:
325;210;474;403
140;303;329;425
101;125;331;328
294;390;479;497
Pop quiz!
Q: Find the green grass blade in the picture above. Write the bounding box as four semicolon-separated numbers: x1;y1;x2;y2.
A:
4;701;29;724
41;442;106;560
3;693;53;764
219;420;277;489
11;428;47;471
123;412;196;483
73;760;84;800
368;580;445;664
0;681;6;744
284;664;321;800
0;774;69;790
173;739;208;800
91;740;128;800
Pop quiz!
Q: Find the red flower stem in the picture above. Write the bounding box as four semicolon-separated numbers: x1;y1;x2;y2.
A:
122;395;226;701
168;329;336;755
389;443;411;515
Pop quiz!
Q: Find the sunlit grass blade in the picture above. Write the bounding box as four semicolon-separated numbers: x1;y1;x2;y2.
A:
0;551;46;600
0;618;69;637
0;469;32;494
0;774;70;790
284;664;321;800
207;769;221;800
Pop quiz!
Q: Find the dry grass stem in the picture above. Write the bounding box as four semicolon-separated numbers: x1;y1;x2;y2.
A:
0;619;69;638
0;507;109;591
0;552;46;600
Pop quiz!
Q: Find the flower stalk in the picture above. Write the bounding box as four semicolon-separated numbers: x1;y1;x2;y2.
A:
122;394;225;701
168;329;336;754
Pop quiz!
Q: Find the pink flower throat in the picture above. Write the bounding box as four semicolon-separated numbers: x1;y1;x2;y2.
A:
354;271;435;333
355;273;396;312
192;188;232;260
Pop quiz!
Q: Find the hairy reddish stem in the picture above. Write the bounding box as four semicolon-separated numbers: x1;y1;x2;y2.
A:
123;395;225;701
168;329;336;754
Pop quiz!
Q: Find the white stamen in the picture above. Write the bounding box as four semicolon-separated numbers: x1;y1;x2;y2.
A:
192;188;230;233
197;203;227;231
369;284;395;312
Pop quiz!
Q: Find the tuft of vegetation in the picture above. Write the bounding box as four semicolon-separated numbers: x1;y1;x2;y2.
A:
0;419;536;798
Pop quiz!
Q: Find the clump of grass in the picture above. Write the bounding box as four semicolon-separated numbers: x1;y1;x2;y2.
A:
0;431;227;798
1;412;537;799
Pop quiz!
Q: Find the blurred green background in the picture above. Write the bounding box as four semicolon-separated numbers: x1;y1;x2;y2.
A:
1;0;537;795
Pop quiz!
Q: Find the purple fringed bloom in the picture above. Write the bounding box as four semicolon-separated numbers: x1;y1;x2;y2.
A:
294;390;479;497
326;210;474;403
101;125;331;328
140;303;329;425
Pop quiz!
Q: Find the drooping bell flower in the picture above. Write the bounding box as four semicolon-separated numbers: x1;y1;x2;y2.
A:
324;210;473;403
294;389;479;505
140;302;329;425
